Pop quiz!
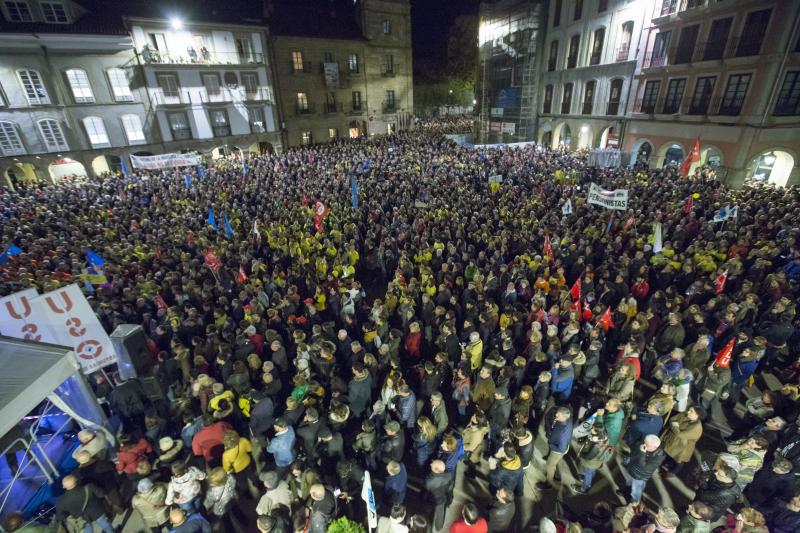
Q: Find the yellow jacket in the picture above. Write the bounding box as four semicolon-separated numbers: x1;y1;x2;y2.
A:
222;438;252;473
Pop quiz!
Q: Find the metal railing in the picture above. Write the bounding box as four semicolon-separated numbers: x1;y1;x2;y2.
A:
687;95;715;115
142;48;264;66
295;103;315;116
673;45;694;65
289;60;313;73
634;97;658;114
382;102;397;113
582;101;593;114
212;125;231;137
606;101;620;115
615;44;630;62
198;89;232;103
661;97;682;114
152;88;190;105
347;105;364;115
243;87;272;102
644;51;668;68
589;52;602;66
170;128;193;140
381;63;399;77
561;100;572;114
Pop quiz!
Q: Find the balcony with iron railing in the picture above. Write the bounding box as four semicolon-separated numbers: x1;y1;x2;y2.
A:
289;61;313;74
606;100;620;115
243;87;273;103
295;103;316;116
141;47;264;66
615;44;630;62
661;97;682;114
170;128;192;141
643;51;668;68
151;88;191;106
634;97;659;114
212;124;231;137
347;104;364;115
382;101;397;113
198;89;233;104
381;63;400;77
718;97;744;117
323;102;343;115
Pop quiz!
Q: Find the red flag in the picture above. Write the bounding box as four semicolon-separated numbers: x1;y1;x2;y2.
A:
314;200;330;233
543;229;552;262
582;301;593;322
155;293;168;310
714;271;727;295
203;249;222;272
569;277;581;301
598;306;615;331
237;265;248;283
680;136;701;177
570;299;581;312
683;196;694;214
623;214;636;231
714;338;735;368
301;194;309;206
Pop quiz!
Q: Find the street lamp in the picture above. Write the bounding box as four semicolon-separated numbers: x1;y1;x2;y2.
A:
170;18;183;30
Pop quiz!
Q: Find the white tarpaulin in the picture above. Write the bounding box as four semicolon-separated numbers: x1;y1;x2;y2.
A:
587;183;629;211
130;152;199;169
27;284;116;373
0;288;39;340
323;62;340;87
588;148;621;168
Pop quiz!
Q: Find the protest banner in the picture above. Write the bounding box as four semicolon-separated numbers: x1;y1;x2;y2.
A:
130;152;200;169
586;183;628;211
0;288;41;341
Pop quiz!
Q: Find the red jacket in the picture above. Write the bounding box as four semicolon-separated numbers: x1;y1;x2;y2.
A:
449;519;488;533
404;331;422;361
191;421;231;460
116;438;152;474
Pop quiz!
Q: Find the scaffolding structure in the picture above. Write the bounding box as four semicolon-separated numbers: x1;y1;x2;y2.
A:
476;0;544;144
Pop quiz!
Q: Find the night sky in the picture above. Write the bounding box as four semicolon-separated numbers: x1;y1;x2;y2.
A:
410;0;479;74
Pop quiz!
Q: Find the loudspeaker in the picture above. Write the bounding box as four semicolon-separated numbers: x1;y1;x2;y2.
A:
110;324;152;380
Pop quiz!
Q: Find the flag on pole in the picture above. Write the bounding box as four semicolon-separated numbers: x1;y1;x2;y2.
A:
714;271;727;295
361;470;378;530
653;222;663;254
252;220;261;241
203;249;222;272
606;214;613;233
0;244;23;265
350;175;359;209
561;198;573;215
680;136;701;177
543;229;552;262
185;173;191;190
314;200;330;233
237;265;248;283
120;159;129;178
223;213;233;240
714;338;735;368
683;196;694;214
582;301;593;322
208;208;219;233
243;160;249;176
197;165;206;178
155;293;168;310
623;213;636;231
713;205;738;223
569;277;581;301
598;306;615;331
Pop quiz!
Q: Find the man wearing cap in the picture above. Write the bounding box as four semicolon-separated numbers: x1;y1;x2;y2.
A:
256;471;292;517
132;478;169;532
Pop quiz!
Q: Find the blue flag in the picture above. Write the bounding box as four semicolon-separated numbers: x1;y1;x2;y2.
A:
86;249;105;267
243;161;248;176
223;213;233;240
208;208;219;233
197;165;206;178
0;244;22;265
185;174;191;190
350;176;359;209
120;159;129;177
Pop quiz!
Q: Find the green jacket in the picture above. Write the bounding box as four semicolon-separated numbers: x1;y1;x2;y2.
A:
600;409;624;446
678;514;712;533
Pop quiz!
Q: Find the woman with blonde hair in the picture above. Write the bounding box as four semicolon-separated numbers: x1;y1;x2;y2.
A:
606;363;636;404
412;416;437;467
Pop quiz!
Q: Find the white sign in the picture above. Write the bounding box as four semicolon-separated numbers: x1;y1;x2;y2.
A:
586;183;629;211
562;198;573;215
653;222;663;253
491;107;504;117
130;152;200;170
713;205;738;223
361;470;377;529
488;174;503;184
501;122;516;134
323;62;340;87
28;284;117;373
0;288;41;341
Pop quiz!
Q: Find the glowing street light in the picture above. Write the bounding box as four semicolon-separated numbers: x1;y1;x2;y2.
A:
170;18;183;30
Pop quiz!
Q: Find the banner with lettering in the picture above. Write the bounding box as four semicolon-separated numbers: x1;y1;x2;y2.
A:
0;288;41;341
130;152;200;170
586;183;629;211
28;284;117;373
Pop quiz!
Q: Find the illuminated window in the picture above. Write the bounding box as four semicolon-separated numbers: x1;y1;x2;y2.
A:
41;2;68;23
121;114;145;143
82;116;109;147
291;51;304;72
107;68;133;102
37;119;68;151
17;69;49;104
0;121;25;155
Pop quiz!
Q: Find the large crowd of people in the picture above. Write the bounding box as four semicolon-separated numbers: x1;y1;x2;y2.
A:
1;123;800;533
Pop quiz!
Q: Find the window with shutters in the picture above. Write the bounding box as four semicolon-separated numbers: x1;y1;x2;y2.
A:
352;91;362;111
0;121;25;155
582;81;595;115
688;76;715;115
703;17;732;61
106;68;133;102
567;35;580;68
248;107;265;133
37;119;68;151
736;9;771;57
662;78;686;114
590;28;604;65
82;117;109;147
553;0;561;27
561;83;573;114
121;114;145;143
17;70;49;105
674;25;699;64
607;79;623;115
640;80;661;113
4;1;32;21
774;71;800;116
65;69;94;103
543;85;553;114
548;41;559;71
167;112;191;140
41;2;68;23
719;74;751;116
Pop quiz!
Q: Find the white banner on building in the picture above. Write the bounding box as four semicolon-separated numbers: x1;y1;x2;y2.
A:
501;122;516;134
323;62;340;87
0;288;41;341
491;107;504;117
28;284;117;373
586;182;629;211
130;152;200;170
